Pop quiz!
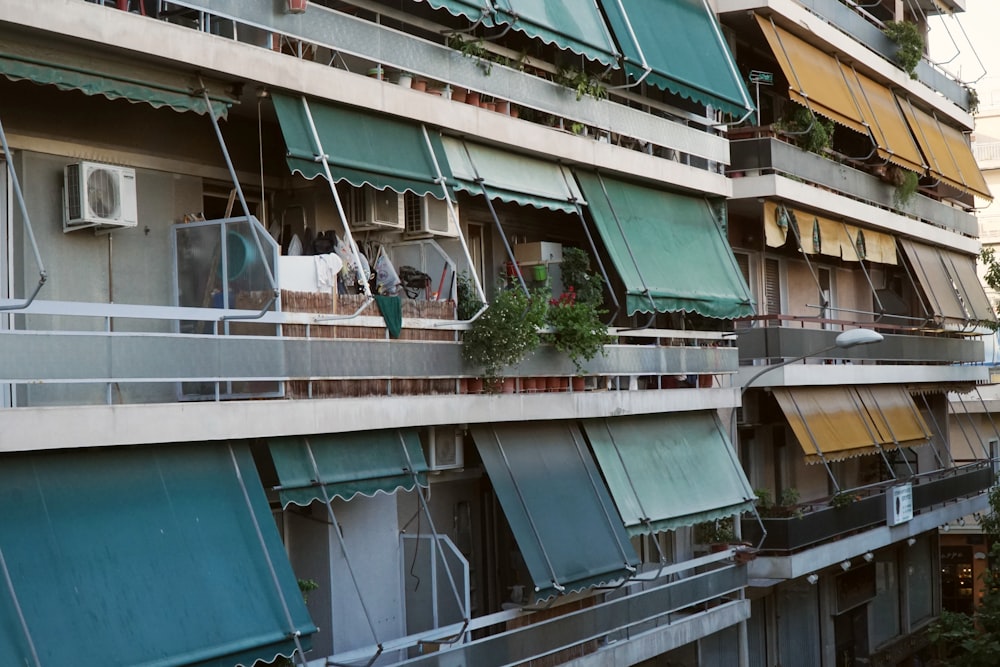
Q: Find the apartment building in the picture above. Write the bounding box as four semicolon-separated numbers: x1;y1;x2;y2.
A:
0;1;992;666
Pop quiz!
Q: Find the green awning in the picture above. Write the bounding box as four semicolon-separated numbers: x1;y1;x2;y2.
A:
0;442;315;667
271;92;453;197
576;171;755;318
442;136;585;213
583;412;756;536
269;429;429;507
0;29;234;117
471;421;639;599
598;0;753;117
421;0;619;66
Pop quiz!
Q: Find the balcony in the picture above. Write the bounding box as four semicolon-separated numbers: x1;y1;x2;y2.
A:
737;323;987;367
741;464;993;553
729;136;978;236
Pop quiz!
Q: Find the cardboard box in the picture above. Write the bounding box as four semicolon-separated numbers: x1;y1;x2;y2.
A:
514;241;562;265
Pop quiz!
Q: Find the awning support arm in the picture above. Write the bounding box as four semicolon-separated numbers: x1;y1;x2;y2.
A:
460;141;528;295
302;438;385;666
568;425;637;575
781;207;825;317
841;222;887;318
710;198;754;312
396;430;471;634
491;429;566;595
559;167;619;323
896;239;936;328
916;393;953;469
595;171;658;328
849;388;908;478
0;115;47;312
421;127;488;312
606;0;652;92
226;443;310;667
298;96;372;299
952;390;995;462
201;84;277;296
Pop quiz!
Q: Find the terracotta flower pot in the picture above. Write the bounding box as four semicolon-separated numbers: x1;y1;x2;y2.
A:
571;377;586;392
465;91;481;106
467;377;483;394
411;79;428;92
521;377;537;393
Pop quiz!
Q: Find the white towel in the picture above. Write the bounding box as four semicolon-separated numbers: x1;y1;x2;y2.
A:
314;253;343;292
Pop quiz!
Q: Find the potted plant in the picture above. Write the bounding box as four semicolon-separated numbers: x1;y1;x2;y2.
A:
545;247;612;375
462;279;547;390
884;20;924;79
694;516;737;550
755;487;803;519
775;107;834;155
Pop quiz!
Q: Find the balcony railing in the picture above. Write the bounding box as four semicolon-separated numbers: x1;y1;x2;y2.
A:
741;464;994;552
0;299;736;406
729;136;978;236
736;321;986;366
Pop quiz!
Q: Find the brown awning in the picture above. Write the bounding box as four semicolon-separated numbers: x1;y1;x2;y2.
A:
898;97;992;200
898;238;995;324
847;68;926;174
774;386;931;464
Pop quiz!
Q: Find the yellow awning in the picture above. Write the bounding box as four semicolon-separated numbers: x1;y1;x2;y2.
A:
755;15;868;135
764;202;897;265
899;238;995;324
898;97;992;200
774;386;930;464
847;68;926;174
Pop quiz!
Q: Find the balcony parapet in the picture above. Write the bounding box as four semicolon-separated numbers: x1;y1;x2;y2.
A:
729;136;978;237
742;464;994;553
736;321;987;366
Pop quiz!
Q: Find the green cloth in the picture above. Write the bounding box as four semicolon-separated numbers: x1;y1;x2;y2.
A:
598;0;752;117
471;421;639;599
575;170;755;318
271;92;453;196
374;294;404;339
0;29;232;117
424;0;618;65
0;442;315;667
269;429;428;507
442;136;585;213
584;412;756;536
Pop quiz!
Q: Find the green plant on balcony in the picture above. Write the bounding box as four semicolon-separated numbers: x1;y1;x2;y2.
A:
776;107;834;155
755;487;803;518
545;247;611;374
884;21;924;79
966;86;980;115
694;516;736;545
830;491;862;509
980;247;1000;330
448;34;493;75
456;271;484;320
462;279;547;388
892;169;919;208
555;66;608;101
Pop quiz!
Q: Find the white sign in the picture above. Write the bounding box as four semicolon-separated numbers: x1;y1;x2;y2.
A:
887;483;913;526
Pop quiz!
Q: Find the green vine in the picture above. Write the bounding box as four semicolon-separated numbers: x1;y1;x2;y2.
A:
966;86;980;115
556;66;608;101
884;21;924;79
447;34;492;75
892;169;919;208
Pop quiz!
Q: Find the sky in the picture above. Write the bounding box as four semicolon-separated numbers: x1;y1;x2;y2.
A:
928;0;998;93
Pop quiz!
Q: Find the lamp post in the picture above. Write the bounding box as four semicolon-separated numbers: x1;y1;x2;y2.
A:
734;327;882;667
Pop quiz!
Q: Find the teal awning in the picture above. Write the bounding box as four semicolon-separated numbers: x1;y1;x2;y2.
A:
421;0;619;66
271;92;453;197
442;136;585;213
0;442;315;667
583;412;756;536
575;171;755;318
269;429;429;507
0;29;234;117
471;421;638;599
598;0;753;117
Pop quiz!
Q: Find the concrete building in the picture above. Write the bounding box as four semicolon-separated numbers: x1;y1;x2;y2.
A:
0;1;992;666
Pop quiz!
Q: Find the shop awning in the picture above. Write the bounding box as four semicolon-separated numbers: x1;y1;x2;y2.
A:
763;202;897;264
576;170;754;318
898;97;992;200
0;442;315;667
599;0;752;117
442;137;584;213
0;29;234;117
898;238;995;324
268;429;429;507
471;421;639;599
271;92;452;197
774;386;931;464
755;15;868;135
583;412;755;536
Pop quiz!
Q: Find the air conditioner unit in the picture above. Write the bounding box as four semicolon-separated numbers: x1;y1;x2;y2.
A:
403;193;458;238
63;162;138;232
426;427;464;471
343;184;404;230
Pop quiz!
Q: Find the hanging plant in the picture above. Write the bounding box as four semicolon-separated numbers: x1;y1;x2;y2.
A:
884;21;924;79
893;170;919;208
966;86;980;115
